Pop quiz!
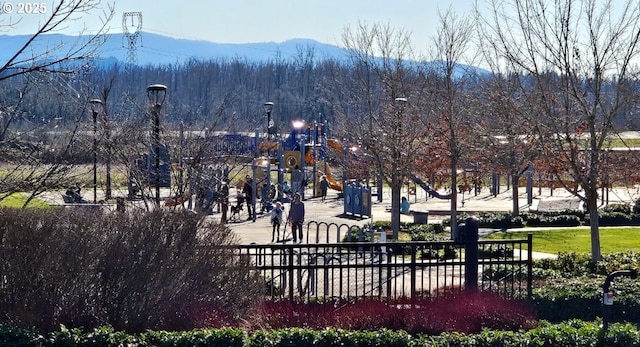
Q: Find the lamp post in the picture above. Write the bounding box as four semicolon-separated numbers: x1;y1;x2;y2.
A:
292;119;306;199
264;102;274;199
89;99;103;204
265;101;274;143
147;84;167;207
313;120;318;197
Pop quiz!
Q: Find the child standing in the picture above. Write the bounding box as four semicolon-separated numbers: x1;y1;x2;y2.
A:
271;201;284;242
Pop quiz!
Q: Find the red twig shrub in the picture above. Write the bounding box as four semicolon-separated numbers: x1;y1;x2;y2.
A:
241;291;537;335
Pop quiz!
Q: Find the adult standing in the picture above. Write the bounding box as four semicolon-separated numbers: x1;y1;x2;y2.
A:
243;175;254;220
219;178;229;223
319;175;329;202
270;201;284;242
288;192;305;243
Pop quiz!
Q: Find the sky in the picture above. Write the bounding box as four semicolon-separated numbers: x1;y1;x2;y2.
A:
6;0;477;51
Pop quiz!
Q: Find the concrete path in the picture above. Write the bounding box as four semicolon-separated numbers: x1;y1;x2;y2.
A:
40;184;638;259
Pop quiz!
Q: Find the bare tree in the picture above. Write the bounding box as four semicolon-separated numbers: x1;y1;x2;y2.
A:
428;8;478;234
0;0;113;81
336;22;430;238
479;0;640;261
0;0;114;205
476;74;543;216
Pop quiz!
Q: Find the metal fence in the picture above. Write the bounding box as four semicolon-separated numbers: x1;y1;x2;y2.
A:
229;233;532;302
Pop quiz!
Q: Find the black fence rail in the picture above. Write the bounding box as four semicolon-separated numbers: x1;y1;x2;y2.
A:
228;234;532;302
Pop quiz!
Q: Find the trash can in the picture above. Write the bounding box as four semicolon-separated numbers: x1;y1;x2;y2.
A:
413;210;429;224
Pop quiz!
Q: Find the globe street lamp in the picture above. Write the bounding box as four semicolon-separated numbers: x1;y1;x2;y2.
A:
265;101;274;142
292;119;306;199
147;84;167;207
89;99;103;204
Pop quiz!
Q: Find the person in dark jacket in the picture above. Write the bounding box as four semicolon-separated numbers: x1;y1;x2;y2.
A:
270;201;284;242
219;178;230;223
243;176;254;220
287;192;305;243
319;175;329;202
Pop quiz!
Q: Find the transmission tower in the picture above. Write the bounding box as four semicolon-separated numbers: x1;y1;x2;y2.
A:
122;12;142;72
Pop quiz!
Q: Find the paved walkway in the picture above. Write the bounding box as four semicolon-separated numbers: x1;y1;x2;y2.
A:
223;185;635;242
40;184;638;259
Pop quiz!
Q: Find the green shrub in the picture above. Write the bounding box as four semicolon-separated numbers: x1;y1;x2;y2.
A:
598;212;640;226
595;252;640;275
531;277;603;321
371;220;392;229
526;214;582;227
449;212;525;230
534;252;594;277
483;264;527;282
544;209;586;218
418;244;457;260
408;224;449;242
341;225;375;242
531;252;640;323
634;198;640;214
4;320;640;347
480;212;525;229
478;244;514;259
602;203;632;214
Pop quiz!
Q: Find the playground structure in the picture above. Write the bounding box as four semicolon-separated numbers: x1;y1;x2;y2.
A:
128;124;545;216
127;122;377;215
410;175;452;200
127;126;585;218
126;120;485;218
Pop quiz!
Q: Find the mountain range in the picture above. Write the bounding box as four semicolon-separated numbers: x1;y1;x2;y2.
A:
0;32;351;66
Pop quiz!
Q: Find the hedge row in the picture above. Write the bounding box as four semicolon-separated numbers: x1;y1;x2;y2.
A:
531;252;640;323
2;320;640;347
459;211;640;229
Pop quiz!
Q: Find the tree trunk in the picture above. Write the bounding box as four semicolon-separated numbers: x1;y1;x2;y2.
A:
511;173;520;217
449;157;458;239
586;187;601;262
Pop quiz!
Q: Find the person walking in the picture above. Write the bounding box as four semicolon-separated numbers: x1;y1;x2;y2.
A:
270;201;284;242
243;176;254;220
319;175;329;202
287;192;305;243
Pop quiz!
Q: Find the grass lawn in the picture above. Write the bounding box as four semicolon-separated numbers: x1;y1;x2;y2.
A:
0;193;52;209
484;226;640;254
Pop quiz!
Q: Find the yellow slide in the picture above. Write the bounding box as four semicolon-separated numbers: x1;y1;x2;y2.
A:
324;165;343;191
304;149;343;191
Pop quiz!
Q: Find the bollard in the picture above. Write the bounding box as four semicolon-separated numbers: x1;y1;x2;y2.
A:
601;269;637;331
